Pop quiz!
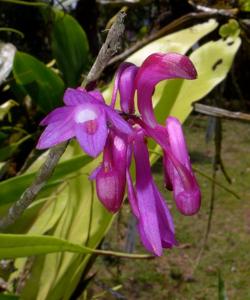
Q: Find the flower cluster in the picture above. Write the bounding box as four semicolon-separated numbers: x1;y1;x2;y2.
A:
37;52;201;256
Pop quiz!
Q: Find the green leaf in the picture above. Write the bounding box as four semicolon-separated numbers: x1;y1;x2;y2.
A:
13;51;65;112
0;154;92;206
51;10;90;87
0;233;90;259
0;233;150;260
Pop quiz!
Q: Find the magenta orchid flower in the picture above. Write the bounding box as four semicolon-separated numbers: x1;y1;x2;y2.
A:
37;88;132;157
37;52;201;256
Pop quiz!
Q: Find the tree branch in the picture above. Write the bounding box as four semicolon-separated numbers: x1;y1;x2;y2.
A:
193;103;250;122
0;11;126;231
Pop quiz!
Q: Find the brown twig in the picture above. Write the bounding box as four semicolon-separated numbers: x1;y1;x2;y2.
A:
82;11;126;86
193;103;250;122
0;11;126;231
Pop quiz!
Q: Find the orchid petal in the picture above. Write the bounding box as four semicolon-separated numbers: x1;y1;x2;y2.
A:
37;120;74;149
133;132;163;256
110;62;134;108
166;116;201;215
119;64;138;113
135;52;197;127
74;104;108;157
105;107;133;135
152;183;176;247
64;88;96;106
40;106;74;126
126;170;140;219
88;90;105;103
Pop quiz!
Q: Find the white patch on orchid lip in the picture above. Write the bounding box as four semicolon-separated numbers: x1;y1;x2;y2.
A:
114;136;125;151
74;108;97;124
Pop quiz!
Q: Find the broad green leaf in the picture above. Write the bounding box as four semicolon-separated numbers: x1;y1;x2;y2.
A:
0;154;92;207
0;233;90;259
13;51;64;112
51;10;90;87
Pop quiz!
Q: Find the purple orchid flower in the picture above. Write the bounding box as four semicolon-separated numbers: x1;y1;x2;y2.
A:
37;52;201;256
37;88;132;157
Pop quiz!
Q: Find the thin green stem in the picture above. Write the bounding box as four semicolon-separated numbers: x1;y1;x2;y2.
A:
92;248;154;260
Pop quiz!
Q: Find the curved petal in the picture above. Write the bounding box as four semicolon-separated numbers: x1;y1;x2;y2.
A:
105;107;133;135
36;120;74;149
126;170;140;219
166;116;201;215
40;106;74;126
152;183;177;248
74;104;108;157
133;132;163;256
119;64;138;114
110;62;136;108
135;52;197;127
64;88;96;106
88;90;105;103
